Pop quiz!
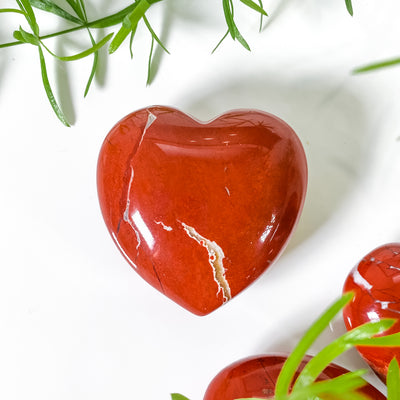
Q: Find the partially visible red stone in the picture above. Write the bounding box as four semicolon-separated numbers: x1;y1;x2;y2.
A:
203;354;385;400
97;106;307;315
343;243;400;381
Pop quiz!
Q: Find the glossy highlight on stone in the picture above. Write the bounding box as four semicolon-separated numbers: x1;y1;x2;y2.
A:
97;106;307;315
203;354;385;400
343;243;400;382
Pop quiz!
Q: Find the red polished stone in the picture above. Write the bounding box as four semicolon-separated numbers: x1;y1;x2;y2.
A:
343;243;400;382
97;106;307;315
203;354;385;400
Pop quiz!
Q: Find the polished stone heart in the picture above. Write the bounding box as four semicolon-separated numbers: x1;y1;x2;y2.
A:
97;106;307;315
343;243;400;382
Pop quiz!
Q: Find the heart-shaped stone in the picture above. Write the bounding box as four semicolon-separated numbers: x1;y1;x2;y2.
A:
97;106;307;315
343;243;400;382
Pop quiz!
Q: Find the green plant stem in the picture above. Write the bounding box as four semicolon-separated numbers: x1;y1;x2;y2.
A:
0;0;163;49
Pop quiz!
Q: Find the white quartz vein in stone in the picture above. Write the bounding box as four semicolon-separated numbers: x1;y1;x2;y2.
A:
138;111;157;148
180;221;232;302
123;166;141;251
154;220;173;231
121;111;157;252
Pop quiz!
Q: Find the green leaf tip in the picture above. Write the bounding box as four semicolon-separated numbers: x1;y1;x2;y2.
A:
353;57;400;74
387;358;400;400
171;393;191;400
38;46;70;127
345;0;353;16
274;292;354;398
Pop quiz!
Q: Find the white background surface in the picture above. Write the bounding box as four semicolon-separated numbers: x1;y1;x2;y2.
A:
1;0;400;399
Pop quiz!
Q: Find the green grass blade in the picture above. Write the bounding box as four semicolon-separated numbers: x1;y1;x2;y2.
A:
64;0;84;20
170;394;191;400
293;318;396;390
291;370;368;400
387;358;400;400
76;0;87;21
41;32;112;61
274;292;354;399
232;23;250;50
258;0;264;31
0;8;25;14
222;0;235;39
222;0;251;50
355;331;400;346
238;370;369;400
354;57;400;73
128;24;137;58
29;0;82;23
13;26;39;45
109;0;150;54
143;15;169;54
18;0;39;35
89;3;138;28
345;0;353;16
83;29;98;97
146;35;154;85
38;46;70;126
212;29;229;53
239;0;268;16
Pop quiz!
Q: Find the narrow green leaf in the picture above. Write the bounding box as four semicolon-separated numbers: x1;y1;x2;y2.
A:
356;331;400;346
258;0;264;31
129;25;137;58
232;24;250;51
222;0;235;39
122;13;133;29
41;32;113;61
143;15;169;54
212;29;229;53
83;29;98;97
38;46;70;126
222;0;251;51
29;0;82;23
354;57;400;74
146;35;154;85
89;3;138;28
293;318;396;390
238;370;369;400
109;0;151;54
17;0;39;35
239;0;268;16
0;8;25;14
76;0;87;21
290;370;369;400
64;0;84;20
345;0;353;16
13;27;39;45
170;394;191;400
274;292;354;399
387;358;400;400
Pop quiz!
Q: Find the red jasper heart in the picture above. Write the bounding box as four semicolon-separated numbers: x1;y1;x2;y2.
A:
343;243;400;382
203;354;385;400
97;106;307;315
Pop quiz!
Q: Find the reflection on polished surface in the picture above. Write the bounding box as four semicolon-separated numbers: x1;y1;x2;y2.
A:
343;243;400;382
97;106;307;315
